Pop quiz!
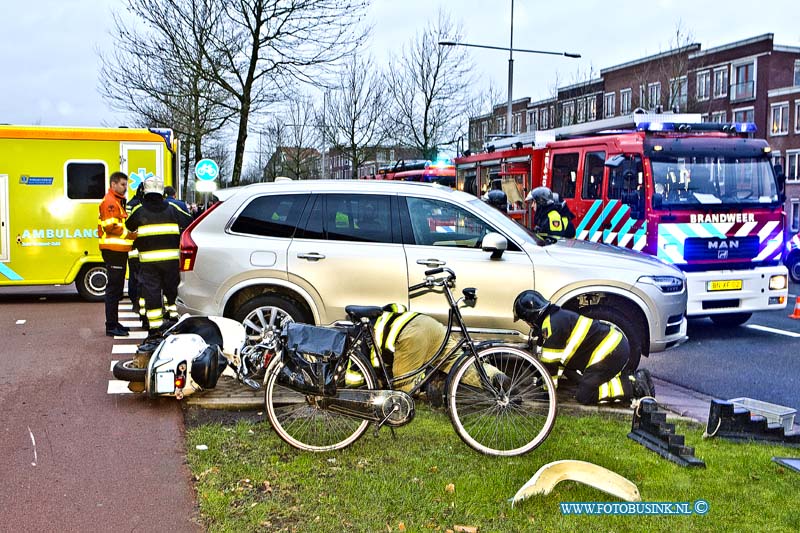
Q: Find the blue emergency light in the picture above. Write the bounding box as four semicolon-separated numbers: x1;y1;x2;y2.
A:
636;122;757;133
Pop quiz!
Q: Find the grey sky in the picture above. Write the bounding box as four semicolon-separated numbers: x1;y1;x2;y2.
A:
2;0;799;128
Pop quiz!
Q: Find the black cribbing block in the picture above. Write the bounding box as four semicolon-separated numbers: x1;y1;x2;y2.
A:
628;398;705;468
706;399;800;446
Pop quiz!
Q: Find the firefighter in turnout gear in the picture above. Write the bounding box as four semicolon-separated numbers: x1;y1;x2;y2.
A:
346;304;505;406
125;176;192;352
529;186;576;238
126;183;145;323
513;290;654;405
98;171;136;337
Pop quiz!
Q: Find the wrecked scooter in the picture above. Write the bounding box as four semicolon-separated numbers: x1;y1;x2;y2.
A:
111;315;279;399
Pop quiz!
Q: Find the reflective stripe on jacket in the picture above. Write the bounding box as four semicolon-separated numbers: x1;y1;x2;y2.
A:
125;197;189;263
372;303;418;368
539;307;623;385
98;188;134;252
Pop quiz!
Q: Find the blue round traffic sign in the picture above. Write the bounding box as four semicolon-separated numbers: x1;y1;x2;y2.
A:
194;159;219;181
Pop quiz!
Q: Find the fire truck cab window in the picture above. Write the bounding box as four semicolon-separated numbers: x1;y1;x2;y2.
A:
582;151;606;200
551;152;578;200
607;156;644;219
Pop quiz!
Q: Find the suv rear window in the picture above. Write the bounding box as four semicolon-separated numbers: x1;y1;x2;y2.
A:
230;194;308;238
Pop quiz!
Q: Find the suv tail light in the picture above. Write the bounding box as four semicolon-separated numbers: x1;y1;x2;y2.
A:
180;201;223;272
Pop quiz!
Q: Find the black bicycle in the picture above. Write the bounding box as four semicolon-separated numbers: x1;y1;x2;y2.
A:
263;268;557;456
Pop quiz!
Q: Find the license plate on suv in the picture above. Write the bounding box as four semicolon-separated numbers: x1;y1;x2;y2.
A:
708;280;743;291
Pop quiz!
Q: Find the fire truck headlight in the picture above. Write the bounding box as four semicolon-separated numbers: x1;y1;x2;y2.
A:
638;275;684;293
769;275;787;291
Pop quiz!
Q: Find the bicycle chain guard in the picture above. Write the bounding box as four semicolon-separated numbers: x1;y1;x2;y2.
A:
317;389;416;427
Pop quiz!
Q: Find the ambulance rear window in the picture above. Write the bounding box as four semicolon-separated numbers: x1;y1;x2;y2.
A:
67;162;106;200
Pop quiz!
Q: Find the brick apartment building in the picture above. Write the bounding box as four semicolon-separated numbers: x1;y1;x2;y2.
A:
468;33;800;233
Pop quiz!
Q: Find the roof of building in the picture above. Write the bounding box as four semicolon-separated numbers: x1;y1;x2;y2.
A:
601;43;701;75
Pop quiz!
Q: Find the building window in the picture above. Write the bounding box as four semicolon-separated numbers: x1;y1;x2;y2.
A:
796;101;800;133
528;110;537;130
577;98;586;123
648;82;661;109
771;102;789;135
562;101;575;126
540;108;548;129
620;88;632;115
711;111;727;123
697;70;710;101
587;97;597;121
498;116;506;133
733;107;754;123
604;92;615;118
713;66;729;98
513;113;521;134
731;61;755;101
481;122;488;139
791;201;800;233
550;105;556;128
668;77;687;112
639;85;646;108
787;151;800;182
794;60;800;86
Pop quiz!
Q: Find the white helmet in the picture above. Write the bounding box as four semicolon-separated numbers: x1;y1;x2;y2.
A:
142;175;164;196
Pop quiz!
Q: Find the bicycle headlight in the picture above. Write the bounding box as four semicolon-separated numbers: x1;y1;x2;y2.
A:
638;275;684;293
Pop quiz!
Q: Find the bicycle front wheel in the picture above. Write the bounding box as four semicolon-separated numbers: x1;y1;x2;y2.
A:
447;345;557;456
264;353;377;452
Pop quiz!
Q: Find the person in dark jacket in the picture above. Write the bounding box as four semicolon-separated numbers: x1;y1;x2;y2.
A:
126;183;144;320
164;186;192;222
125;176;192;352
529;186;576;238
513;290;654;405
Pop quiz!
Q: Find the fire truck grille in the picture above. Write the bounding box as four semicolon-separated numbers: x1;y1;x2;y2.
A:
683;236;759;261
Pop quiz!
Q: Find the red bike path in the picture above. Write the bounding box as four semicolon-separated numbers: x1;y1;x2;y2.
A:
0;289;200;532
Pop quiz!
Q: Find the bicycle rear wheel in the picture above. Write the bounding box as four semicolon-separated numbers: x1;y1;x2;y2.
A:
264;352;377;452
446;345;557;456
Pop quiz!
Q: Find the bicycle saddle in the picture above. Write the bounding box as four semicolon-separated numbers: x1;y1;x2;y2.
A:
345;305;383;320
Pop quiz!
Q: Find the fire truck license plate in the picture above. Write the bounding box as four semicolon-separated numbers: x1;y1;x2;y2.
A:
708;280;743;291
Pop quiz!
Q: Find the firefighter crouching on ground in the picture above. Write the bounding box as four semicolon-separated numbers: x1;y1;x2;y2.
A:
125;176;192;353
346;304;508;406
513;290;654;405
98;171;136;337
528;186;576;238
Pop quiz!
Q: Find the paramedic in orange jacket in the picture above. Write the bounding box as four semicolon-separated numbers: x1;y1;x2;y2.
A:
98;171;137;337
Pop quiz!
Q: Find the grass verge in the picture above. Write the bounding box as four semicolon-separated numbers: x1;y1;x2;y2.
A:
186;406;799;532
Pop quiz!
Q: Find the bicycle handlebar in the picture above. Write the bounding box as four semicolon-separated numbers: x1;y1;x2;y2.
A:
410;267;456;292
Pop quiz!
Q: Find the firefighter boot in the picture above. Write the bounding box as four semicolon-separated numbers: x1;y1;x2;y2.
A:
631;369;656;399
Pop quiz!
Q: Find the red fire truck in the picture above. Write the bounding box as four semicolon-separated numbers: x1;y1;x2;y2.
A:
377;159;456;186
455;113;789;326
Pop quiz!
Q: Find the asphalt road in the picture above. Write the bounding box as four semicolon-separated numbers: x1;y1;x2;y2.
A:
0;286;200;532
641;280;800;414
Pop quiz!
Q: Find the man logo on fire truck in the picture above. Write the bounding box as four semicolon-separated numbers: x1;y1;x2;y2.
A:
455;113;789;327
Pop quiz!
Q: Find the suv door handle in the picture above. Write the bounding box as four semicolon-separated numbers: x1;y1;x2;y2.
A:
416;259;446;267
297;252;326;261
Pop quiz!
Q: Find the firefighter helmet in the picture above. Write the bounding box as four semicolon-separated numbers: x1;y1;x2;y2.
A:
530;186;555;207
513;290;552;326
142;175;164;196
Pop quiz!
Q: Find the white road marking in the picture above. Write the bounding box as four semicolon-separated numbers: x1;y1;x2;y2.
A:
112;344;138;354
27;426;37;466
16;320;26;325
107;380;135;394
116;331;148;340
119;312;140;319
119;320;142;328
746;324;800;338
119;304;132;310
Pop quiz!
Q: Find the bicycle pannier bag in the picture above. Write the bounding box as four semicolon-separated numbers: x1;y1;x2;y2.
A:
279;323;348;396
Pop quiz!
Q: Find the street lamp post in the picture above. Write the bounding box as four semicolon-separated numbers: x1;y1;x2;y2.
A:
439;0;580;136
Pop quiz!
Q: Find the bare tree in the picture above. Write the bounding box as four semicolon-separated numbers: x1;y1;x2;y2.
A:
320;54;391;179
464;80;503;151
99;0;235;199
282;96;322;180
179;0;369;186
631;22;697;113
388;12;473;160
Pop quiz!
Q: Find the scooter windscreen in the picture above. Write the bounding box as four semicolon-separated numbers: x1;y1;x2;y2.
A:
191;345;228;389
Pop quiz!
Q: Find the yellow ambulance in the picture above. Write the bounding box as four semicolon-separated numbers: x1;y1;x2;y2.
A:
0;125;178;300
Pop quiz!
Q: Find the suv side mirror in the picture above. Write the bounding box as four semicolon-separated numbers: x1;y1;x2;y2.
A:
482;232;507;259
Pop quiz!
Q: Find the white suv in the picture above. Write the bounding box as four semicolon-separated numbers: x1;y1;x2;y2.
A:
177;180;687;369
